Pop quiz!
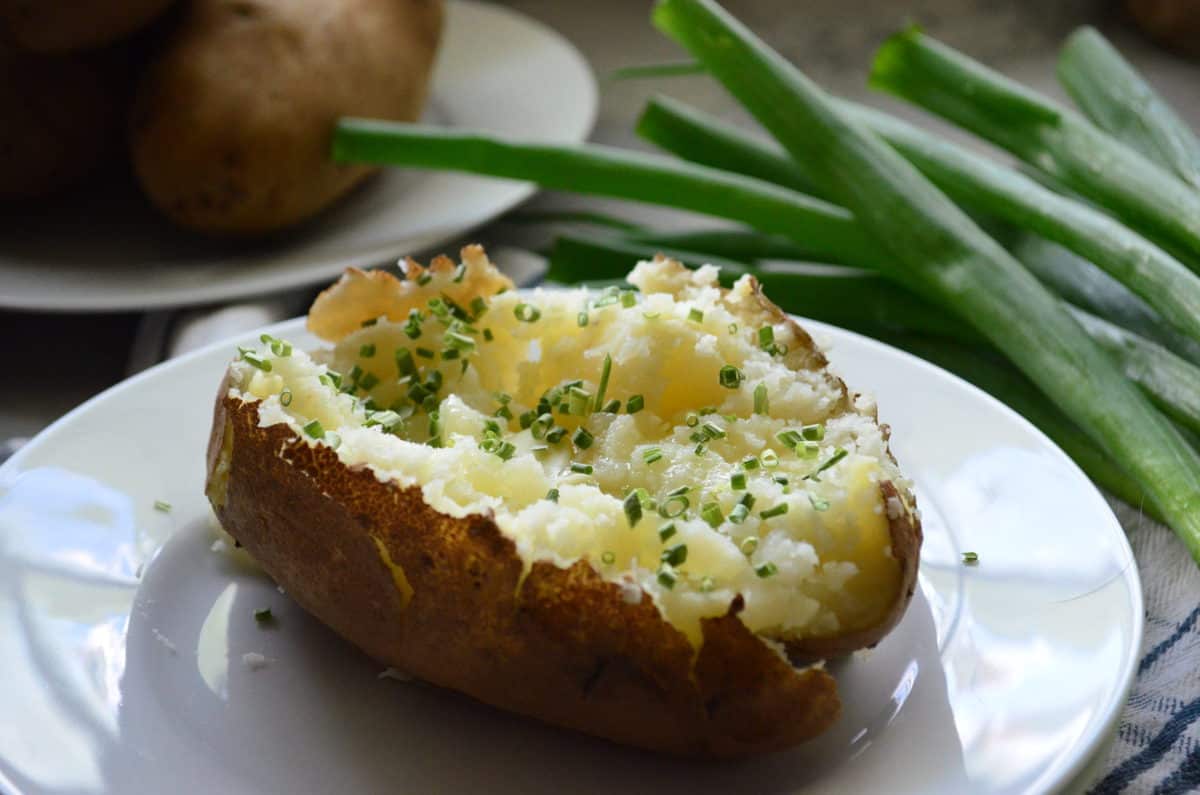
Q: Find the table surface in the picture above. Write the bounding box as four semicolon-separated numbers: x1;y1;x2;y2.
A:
5;3;1200;792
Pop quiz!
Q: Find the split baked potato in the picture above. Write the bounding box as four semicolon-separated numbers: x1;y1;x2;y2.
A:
205;248;921;757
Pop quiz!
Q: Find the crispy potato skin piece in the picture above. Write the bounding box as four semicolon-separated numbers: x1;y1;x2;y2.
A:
0;0;173;53
207;388;842;757
130;0;442;235
204;254;922;756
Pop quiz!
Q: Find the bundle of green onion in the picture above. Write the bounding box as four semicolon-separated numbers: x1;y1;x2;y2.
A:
332;0;1200;565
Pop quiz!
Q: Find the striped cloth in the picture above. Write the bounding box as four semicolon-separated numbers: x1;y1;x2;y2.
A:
1091;501;1200;794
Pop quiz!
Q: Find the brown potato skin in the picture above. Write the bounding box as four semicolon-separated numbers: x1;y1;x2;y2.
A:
0;48;122;199
203;255;922;756
0;0;174;53
130;0;443;235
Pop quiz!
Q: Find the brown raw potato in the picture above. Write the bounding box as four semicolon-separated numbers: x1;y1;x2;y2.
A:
0;48;123;199
205;250;923;757
130;0;443;236
0;0;175;53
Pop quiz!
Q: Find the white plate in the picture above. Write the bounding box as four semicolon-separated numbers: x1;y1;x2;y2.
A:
0;316;1140;794
0;1;595;313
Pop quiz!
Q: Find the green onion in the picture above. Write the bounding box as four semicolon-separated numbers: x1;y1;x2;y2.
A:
661;543;688;566
685;412;699;427
416;272;432;286
1058;27;1200;193
729;503;749;524
358;372;380;391
570;462;593;474
595;354;613;413
361;318;378;327
416;347;435;359
546;426;568;444
739;536;759;555
530;413;553;440
470;297;488;319
742;456;760;470
444;331;476;352
482;328;494;342
759;503;789;520
701;421;726;440
775;429;802;449
659;494;689;518
602;399;621;413
573;427;595;449
753;383;769;415
962;551;980;565
546;488;560;502
624;491;644;527
761;449;779;468
699;575;716;592
279;388;293;407
700;502;723;527
809;494;830;511
730;472;747;490
687;307;704;323
643;446;663;464
452;262;467;282
578;311;589;327
801;423;825;441
237;347;272;372
718;364;744;389
359;343;376;358
260;334;292;357
153;499;172;513
728;323;738;333
653;0;1200;561
657;564;677;589
758;326;774;350
568;386;593;416
626;395;645;414
514;303;542;322
254;607;273;623
403;312;423;339
739;492;756;510
620;291;637;308
805;447;847;480
755;562;779;578
302;420;325;439
601;550;615;564
659;522;678;541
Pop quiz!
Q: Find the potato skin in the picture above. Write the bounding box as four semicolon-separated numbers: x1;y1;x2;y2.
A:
207;387;842;757
0;0;174;53
0;48;122;199
130;0;443;235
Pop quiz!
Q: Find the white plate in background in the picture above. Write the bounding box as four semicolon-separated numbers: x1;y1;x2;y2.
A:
0;1;596;312
0;315;1140;794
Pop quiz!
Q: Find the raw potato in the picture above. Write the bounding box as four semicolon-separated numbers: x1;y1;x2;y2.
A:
206;250;922;756
0;0;174;53
130;0;443;235
0;48;122;199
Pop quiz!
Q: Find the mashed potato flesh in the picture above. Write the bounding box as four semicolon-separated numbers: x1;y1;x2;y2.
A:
229;255;907;646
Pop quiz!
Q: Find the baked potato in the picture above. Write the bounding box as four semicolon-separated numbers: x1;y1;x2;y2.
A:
0;47;123;199
0;0;174;53
205;248;922;757
129;0;443;235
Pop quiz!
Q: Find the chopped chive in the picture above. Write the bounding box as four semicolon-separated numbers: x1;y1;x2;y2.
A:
689;430;708;444
688;307;704;323
452;262;467;282
518;410;537;429
658;522;678;542
659;494;690;518
759;503;789;520
742;456;760;470
237;347;272;372
595;354;613;412
546;426;568;444
798;440;820;459
755;562;779;579
699;576;716;592
482;328;495;343
806;447;848;480
595;398;617;414
757;326;775;350
514;303;542;322
358;372;380;391
496;441;518;461
643;447;663;465
626;394;645;414
416;347;435;359
773;475;789;486
739;492;756;510
578;311;589;327
661;543;688;566
809;494;830;511
624;491;643;527
601;550;615;565
153;499;172;513
253;607;273;623
731;472;747;490
701;421;726;440
620;291;637;308
359;343;376;358
700;502;724;528
573;427;594;449
442;348;461;361
657;564;677;589
279;388;293;407
260;334;293;357
754;383;769;415
302;420;325;439
416;272;432;286
962;551;980;565
699;406;718;415
801;423;825;441
728;322;739;334
360;318;378;328
568;386;592;416
729;503;750;524
694;442;708;456
403;314;423;340
685;412;699;427
570;461;593;474
530;413;553;440
739;536;759;555
719;364;744;389
668;485;691;497
347;365;364;385
776;429;803;449
546;488;560;503
444;330;476;352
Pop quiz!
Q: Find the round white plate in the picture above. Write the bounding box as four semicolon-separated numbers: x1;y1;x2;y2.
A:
0;316;1140;794
0;1;596;313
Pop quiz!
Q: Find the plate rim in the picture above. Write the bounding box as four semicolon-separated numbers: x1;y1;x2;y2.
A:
0;312;1144;794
